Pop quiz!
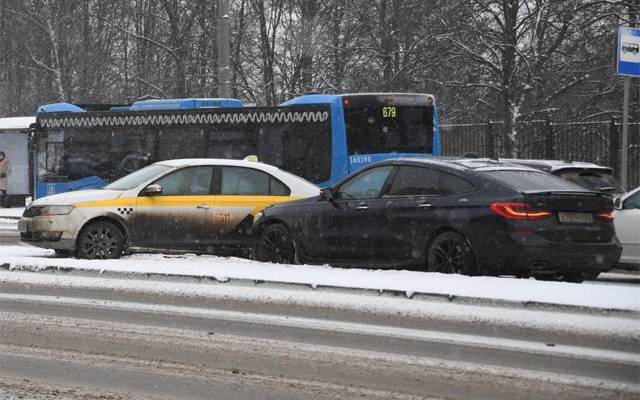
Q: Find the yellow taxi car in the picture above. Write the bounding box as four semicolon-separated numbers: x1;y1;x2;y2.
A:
19;158;319;259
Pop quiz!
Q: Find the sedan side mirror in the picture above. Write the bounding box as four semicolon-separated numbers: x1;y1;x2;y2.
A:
320;188;334;202
143;184;163;196
614;197;622;210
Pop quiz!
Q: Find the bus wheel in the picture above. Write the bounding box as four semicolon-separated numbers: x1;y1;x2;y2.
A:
256;223;295;264
76;221;124;260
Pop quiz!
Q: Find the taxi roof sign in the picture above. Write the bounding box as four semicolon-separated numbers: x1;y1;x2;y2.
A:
617;27;640;77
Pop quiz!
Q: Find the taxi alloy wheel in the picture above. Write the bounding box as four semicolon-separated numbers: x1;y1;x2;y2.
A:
257;224;295;264
77;221;124;260
427;231;475;275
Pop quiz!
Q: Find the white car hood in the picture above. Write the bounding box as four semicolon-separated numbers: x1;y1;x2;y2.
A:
32;189;124;206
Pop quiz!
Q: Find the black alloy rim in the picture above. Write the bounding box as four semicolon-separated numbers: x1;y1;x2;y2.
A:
431;239;466;273
261;228;293;263
81;226;118;259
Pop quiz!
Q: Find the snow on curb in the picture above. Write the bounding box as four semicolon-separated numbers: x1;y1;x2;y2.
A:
1;245;639;314
0;208;24;219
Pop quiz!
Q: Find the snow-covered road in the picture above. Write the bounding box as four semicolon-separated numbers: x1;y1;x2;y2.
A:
1;244;638;312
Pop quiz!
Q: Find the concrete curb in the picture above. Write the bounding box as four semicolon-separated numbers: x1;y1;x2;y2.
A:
1;262;638;318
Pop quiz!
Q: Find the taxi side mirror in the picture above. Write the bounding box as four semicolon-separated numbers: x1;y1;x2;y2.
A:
143;184;163;196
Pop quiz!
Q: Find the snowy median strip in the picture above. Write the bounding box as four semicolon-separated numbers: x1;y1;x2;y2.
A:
0;218;18;229
1;245;639;313
0;208;24;219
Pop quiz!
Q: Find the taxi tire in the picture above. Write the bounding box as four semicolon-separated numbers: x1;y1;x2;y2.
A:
256;223;295;264
76;221;125;260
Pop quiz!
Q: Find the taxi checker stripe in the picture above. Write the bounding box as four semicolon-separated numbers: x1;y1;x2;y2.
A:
74;195;301;216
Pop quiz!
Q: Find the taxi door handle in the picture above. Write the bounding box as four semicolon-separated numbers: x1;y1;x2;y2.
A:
197;204;211;209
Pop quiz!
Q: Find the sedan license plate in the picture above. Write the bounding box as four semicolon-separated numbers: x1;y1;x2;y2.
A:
558;212;593;224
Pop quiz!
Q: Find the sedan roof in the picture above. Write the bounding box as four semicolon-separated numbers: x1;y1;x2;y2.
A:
390;157;540;172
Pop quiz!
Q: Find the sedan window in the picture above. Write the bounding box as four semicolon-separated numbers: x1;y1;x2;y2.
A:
152;166;214;195
386;166;438;196
220;167;291;196
386;166;473;197
337;166;393;199
439;171;474;195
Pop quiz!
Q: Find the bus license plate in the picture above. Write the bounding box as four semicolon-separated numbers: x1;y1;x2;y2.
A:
558;212;593;224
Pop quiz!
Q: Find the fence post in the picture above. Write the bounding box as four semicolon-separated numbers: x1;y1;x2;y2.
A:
485;121;495;158
609;118;619;178
544;117;554;159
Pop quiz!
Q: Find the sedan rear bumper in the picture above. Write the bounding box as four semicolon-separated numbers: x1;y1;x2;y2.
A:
475;232;622;276
511;241;622;275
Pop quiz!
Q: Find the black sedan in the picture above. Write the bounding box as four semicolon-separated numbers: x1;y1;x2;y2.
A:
253;158;622;282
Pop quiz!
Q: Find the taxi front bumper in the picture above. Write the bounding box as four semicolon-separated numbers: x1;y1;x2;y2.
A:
18;216;80;251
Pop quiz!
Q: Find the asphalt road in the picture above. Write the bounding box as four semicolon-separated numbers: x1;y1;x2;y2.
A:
0;278;638;400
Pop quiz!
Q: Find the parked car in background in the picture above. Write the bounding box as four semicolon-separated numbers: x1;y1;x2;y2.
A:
19;158;319;259
504;159;624;196
614;186;640;268
254;158;621;282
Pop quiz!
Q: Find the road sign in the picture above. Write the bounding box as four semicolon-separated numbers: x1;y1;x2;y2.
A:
617;27;640;77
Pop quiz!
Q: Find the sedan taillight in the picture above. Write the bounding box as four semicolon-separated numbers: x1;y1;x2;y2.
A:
596;211;614;221
490;202;552;221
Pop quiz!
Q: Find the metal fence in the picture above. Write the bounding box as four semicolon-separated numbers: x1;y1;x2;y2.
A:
441;120;640;189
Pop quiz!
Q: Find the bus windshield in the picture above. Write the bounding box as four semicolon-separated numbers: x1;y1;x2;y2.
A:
344;95;434;155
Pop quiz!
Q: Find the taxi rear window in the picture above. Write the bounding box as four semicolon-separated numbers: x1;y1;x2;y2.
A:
219;167;290;196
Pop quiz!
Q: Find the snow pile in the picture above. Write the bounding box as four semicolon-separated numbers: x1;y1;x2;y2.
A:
1;245;639;312
0;208;24;219
0;218;18;230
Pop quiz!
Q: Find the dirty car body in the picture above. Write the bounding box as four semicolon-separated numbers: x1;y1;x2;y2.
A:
19;159;319;258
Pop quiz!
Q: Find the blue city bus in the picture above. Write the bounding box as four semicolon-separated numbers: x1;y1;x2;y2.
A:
31;93;441;198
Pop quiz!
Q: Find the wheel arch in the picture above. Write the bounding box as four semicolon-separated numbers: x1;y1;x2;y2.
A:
425;225;470;250
252;217;290;238
77;215;130;249
424;226;477;273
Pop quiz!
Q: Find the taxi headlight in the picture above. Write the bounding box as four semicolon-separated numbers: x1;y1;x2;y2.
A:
24;205;74;217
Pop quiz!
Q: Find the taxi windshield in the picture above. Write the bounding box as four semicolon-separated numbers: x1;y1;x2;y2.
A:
103;164;171;190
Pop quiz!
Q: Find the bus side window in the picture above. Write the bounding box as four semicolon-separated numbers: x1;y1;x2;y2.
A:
283;127;330;183
258;127;285;167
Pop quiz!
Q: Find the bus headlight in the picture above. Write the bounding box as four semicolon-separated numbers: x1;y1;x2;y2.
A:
24;205;74;217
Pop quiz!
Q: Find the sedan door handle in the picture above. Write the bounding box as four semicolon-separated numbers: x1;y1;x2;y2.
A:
197;204;211;209
418;203;433;209
356;205;369;211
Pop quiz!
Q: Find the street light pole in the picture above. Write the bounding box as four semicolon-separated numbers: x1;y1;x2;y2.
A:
217;0;232;98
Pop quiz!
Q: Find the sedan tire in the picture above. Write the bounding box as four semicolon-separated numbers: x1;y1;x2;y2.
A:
427;231;475;275
76;221;124;260
256;223;296;264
